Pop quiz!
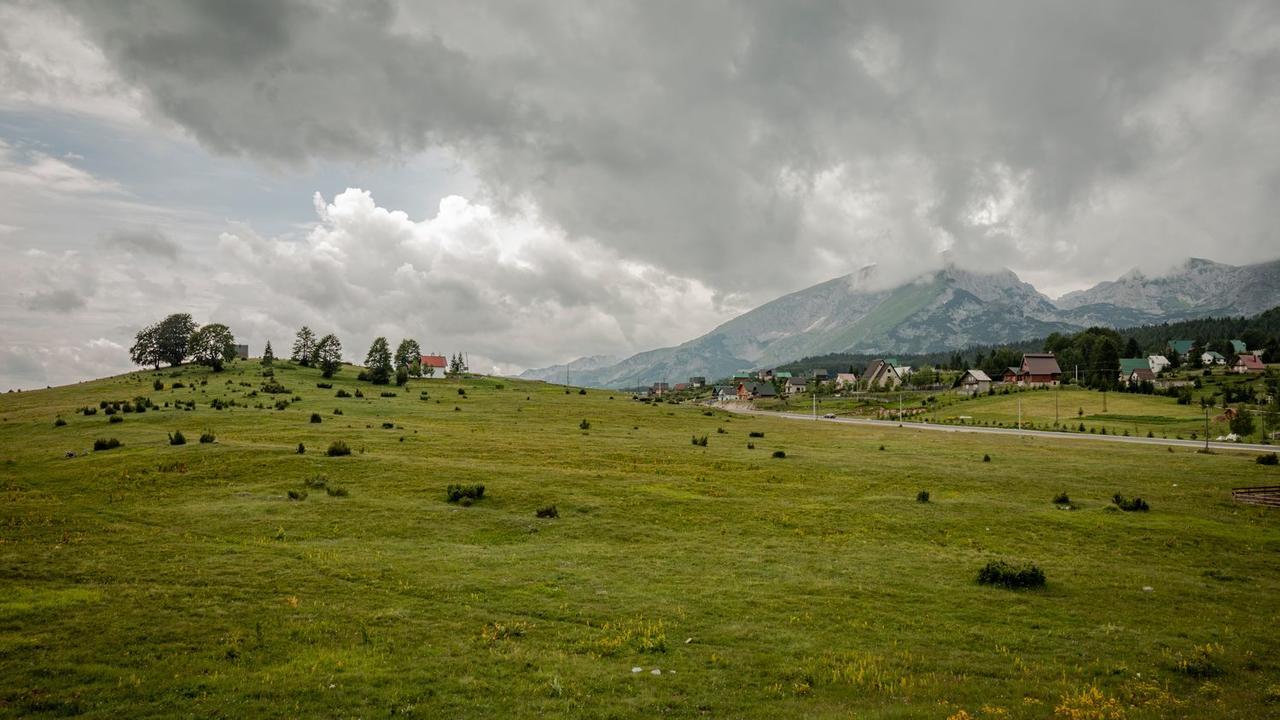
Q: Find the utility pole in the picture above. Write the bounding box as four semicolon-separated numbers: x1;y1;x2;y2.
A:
812;388;817;419
1055;384;1059;426
1204;406;1210;451
1017;397;1022;430
1075;364;1079;384
1102;387;1107;413
898;391;903;421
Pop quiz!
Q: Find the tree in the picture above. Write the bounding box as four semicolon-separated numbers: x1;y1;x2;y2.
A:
448;352;467;376
1229;407;1256;438
262;340;275;367
364;337;394;384
394;338;422;373
292;326;317;365
188;323;237;371
155;313;198;367
315;334;343;378
129;324;162;369
1124;337;1141;359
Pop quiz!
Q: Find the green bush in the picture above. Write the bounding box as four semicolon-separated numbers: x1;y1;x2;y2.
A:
1112;494;1150;512
335;389;351;398
168;430;186;445
747;442;755;449
325;486;349;497
296;443;306;455
536;505;559;518
691;434;708;446
1174;643;1225;678
1053;491;1071;505
381;422;395;429
446;483;486;503
579;419;591;430
82;407;97;416
93;438;121;451
982;453;991;462
578;388;587;395
199;431;216;444
53;417;67;427
1257;453;1279;466
310;413;322;423
771;450;786;459
354;389;364;398
108;415;124;424
153;378;164;391
326;440;351;457
287;489;307;501
977;560;1045;589
916;490;930;503
316;382;333;389
304;475;328;489
261;380;290;394
380;391;397;398
748;431;765;438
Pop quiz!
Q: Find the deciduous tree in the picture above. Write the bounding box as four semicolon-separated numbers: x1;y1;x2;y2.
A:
364;337;393;384
188;323;237;371
315;334;343;378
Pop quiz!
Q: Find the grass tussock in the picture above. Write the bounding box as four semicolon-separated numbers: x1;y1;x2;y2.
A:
977;560;1046;590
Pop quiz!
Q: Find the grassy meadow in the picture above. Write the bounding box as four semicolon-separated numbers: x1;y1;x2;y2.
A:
1;360;1279;718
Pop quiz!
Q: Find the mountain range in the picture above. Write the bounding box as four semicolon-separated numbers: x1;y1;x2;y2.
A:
520;257;1280;388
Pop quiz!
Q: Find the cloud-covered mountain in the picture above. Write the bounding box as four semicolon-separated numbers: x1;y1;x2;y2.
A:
523;258;1280;388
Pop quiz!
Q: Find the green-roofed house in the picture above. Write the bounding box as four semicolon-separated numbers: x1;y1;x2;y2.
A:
1202;351;1227;365
1230;339;1247;354
774;371;792;380
1167;339;1194;356
1118;357;1151;382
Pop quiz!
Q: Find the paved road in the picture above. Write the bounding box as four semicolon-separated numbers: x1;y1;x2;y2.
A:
724;406;1278;454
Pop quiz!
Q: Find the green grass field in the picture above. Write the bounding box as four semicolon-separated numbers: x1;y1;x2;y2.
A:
2;361;1279;718
938;388;1215;438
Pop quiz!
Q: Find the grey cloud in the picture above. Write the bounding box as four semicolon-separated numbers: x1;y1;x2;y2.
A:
106;227;179;259
20;288;88;313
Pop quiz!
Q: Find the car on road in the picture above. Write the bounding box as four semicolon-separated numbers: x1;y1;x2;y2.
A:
822;413;836;419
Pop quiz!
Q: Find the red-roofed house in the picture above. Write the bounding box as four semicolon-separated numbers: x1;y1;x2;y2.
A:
1233;353;1265;374
1017;353;1062;386
420;354;447;376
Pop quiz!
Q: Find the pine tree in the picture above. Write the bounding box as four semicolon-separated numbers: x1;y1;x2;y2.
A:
262;341;275;367
292;326;317;365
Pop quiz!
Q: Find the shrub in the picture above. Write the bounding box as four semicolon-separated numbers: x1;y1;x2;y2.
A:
316;382;333;389
326;440;351;457
82;407;97;416
354;389;364;398
1174;643;1225;678
168;430;186;445
976;560;1045;589
310;412;322;424
457;387;467;396
53;417;67;427
748;431;765;438
747;442;755;449
304;474;328;489
287;489;307;501
333;408;343;415
335;389;351;398
579;419;591;430
273;398;289;410
380;391;397;398
716;427;726;434
536;505;559;518
1257;453;1279;466
1053;491;1071;505
172;382;185;389
199;431;216;444
771;450;786;459
1112;494;1150;512
982;453;991;462
153;379;164;391
93;438;121;451
916;490;930;503
108;414;123;424
578;388;587;395
446;483;486;503
879;445;885;451
296;443;306;455
325;486;349;497
381;422;395;429
261;380;290;394
104;406;117;416
691;434;708;447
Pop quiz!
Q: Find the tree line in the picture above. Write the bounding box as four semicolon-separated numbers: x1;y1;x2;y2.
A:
130;314;238;371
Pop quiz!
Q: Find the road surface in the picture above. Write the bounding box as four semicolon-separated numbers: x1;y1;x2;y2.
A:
723;406;1277;454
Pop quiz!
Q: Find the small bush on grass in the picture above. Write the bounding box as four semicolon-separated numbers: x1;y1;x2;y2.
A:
309;413;322;423
316;382;333;389
457;388;466;396
199;431;216;444
1174;643;1225;678
326;440;351;457
916;490;930;503
446;483;486;503
977;560;1045;589
93;438;121;451
578;388;587;395
1112;494;1150;512
168;430;186;445
303;475;328;489
333;408;343;415
354;389;364;398
748;431;765;438
153;379;164;391
381;421;395;429
716;427;726;434
691;434;708;446
172;382;185;389
1053;491;1071;505
536;505;559;518
53;417;67;427
771;450;786;459
104;406;116;416
1257;453;1279;466
982;454;991;462
81;406;97;416
273;399;289;411
325;486;349;497
747;442;755;449
261;380;290;394
380;391;397;398
335;389;351;398
296;443;306;455
287;489;307;501
579;419;591;430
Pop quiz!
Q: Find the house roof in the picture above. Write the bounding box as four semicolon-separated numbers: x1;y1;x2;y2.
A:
1021;353;1062;376
1119;357;1150;375
1129;368;1156;382
1204;351;1225;360
1168;339;1194;354
962;369;992;383
835;372;858;381
1230;339;1247;353
1148;354;1169;364
774;371;792;379
745;382;777;396
786;376;808;386
1236;353;1265;370
420;354;447;368
1004;366;1019;377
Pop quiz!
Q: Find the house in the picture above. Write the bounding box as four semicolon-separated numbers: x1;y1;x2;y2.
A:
811;368;829;381
785;376;809;395
834;372;858;388
419;354;448;375
737;382;777;399
1017;353;1062;386
234;344;249;360
957;369;991;396
674;383;690;392
1167;339;1195;356
1148;355;1171;374
756;369;774;381
1118;357;1151;382
774;371;793;380
688;376;706;388
1201;351;1226;366
896;366;914;377
863;360;902;389
1127;368;1156;386
1002;367;1019;384
1230;339;1247;354
733;370;753;381
1233;353;1265;374
714;385;736;401
651;382;670;396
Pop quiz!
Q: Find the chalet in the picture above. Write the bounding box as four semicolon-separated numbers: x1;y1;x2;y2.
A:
737;382;777;400
834;372;858;388
811;368;829;381
1002;367;1019;384
1118;357;1150;382
957;369;991;396
234;344;249;360
774;371;793;380
714;385;736;401
419;354;448;375
785;376;809;395
732;370;753;381
1201;351;1226;366
863;360;902;389
1148;355;1171;374
1167;339;1195;356
688;376;706;388
1017;353;1062;386
1126;368;1156;386
756;369;774;381
1233;353;1265;374
1230;339;1247;354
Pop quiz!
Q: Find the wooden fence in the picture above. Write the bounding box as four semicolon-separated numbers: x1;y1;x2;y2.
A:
1231;485;1280;508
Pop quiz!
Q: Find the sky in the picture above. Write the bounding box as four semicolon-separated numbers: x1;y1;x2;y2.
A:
2;0;1279;390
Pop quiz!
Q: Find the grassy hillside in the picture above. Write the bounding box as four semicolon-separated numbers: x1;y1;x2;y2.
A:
2;361;1279;718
